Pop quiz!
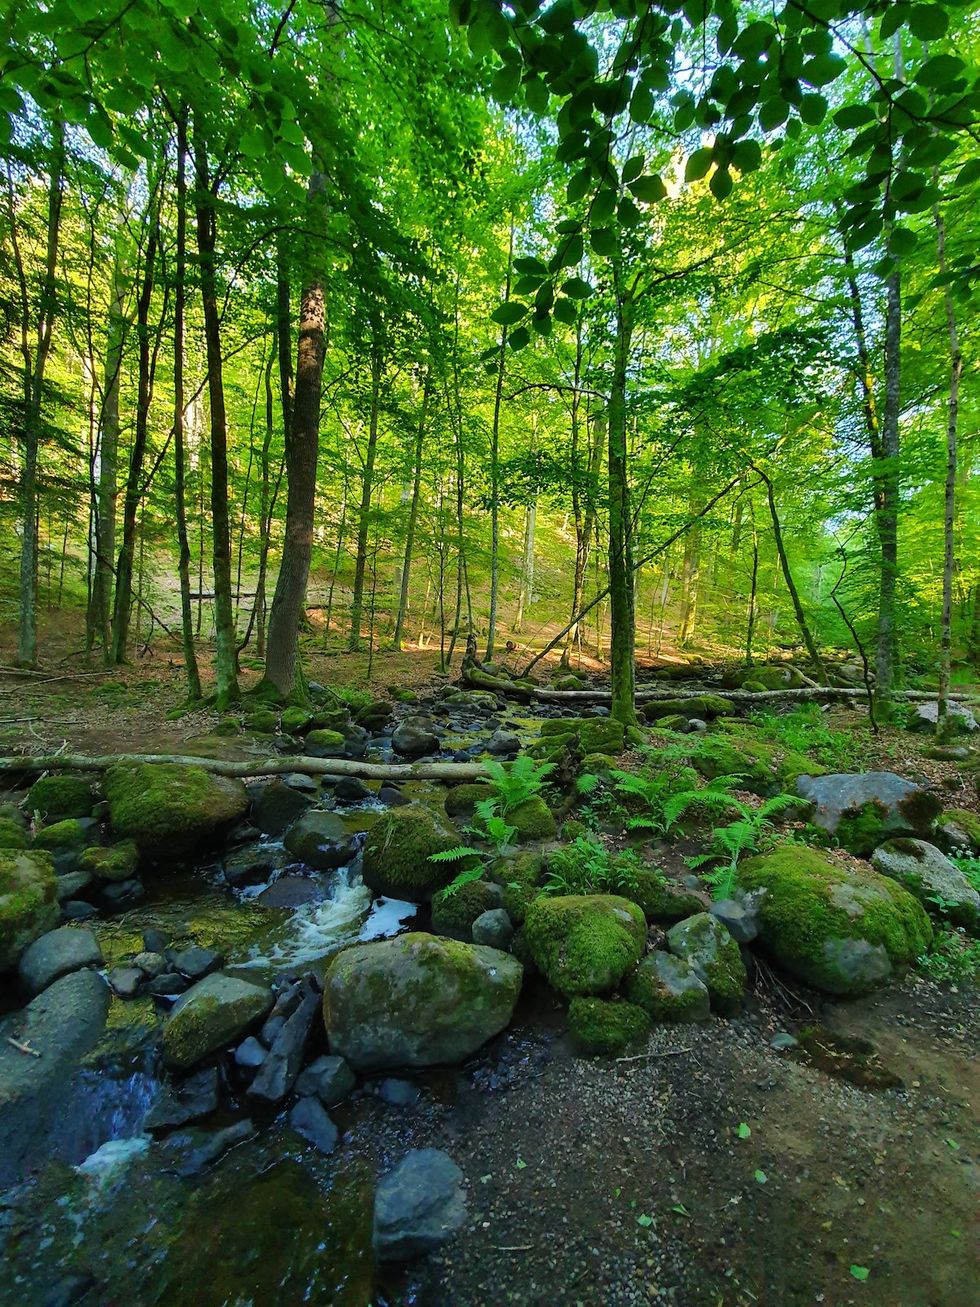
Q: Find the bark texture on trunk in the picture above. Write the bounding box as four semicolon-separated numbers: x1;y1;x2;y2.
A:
608;273;636;727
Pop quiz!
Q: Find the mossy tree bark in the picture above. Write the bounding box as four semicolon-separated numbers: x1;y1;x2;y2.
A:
348;338;382;652
392;372;430;651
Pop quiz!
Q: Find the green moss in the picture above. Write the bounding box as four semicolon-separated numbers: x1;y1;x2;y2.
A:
25;774;95;821
361;804;461;901
490;851;544;925
940;807;980;852
509;795;557;842
391;688;418;703
104;762;248;855
687;732;823;792
624;953;710;1022
305;729;346;753
579;753;618;777
666;913;746;1012
79;840;139;882
280;707;313;735
431;879;502;940
553;674;586;691
0;818;28;850
34;819;89;852
212;718;241;737
644;695;734;721
738;844;933;995
540;716;625;757
245;709;279;734
834;800;889;857
444;783;489;818
524;894;646;998
0;850;59;969
568;996;649;1056
561;819;589;841
624;870;705;923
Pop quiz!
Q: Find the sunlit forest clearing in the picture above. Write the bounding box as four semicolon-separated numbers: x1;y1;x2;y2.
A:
0;2;977;1305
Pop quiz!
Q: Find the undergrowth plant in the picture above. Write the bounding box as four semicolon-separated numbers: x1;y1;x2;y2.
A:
611;768;747;837
916;927;980;985
950;855;980;895
746;706;860;771
479;756;555;815
686;793;803;899
543;836;652;897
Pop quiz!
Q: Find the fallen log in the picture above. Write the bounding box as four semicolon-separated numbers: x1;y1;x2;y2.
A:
0;752;489;782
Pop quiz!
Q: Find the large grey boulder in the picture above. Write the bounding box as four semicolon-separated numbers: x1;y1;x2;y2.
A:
796;771;942;855
391;715;440;758
871;838;980;933
104;763;248;857
163;972;274;1070
283;810;357;871
373;1149;466;1261
18;926;103;995
909;701;977;736
324;933;523;1071
0;969;110;1186
0;850;60;970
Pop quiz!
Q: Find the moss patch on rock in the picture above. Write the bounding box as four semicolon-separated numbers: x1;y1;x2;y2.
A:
539;717;626;757
666;913;746;1013
0;819;28;851
104;763;249;857
79;840;139;882
508;795;557;843
624;951;711;1022
431;879;503;940
34;819;89;853
567;996;649;1056
524;893;646;998
361;804;461;902
0;850;59;970
644;695;734;722
489;851;544;925
25;775;95;821
624;870;706;923
738;844;933;995
444;783;489;818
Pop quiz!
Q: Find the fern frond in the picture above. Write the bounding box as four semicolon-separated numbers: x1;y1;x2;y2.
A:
428;846;484;863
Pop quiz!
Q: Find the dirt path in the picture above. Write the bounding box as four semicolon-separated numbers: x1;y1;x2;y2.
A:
342;979;979;1307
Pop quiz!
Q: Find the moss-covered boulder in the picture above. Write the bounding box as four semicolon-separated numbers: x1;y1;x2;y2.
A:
163;972;274;1070
244;709;278;734
361;804;461;902
79;840;139;882
431;879;503;941
24;775;96;822
568;996;649;1056
104;763;249;857
553;674;586;691
738;845;933;995
324;933;523;1070
489;851;544;924
33;819;90;854
280;706;313;735
796;772;942;856
444;783;489;818
0;850;59;971
624;870;706;923
666;913;746;1013
304;729;347;757
871;838;980;933
539;716;625;757
0;819;28;851
524;894;646;998
508;796;557;843
644;695;734;722
689;733;818;792
935;807;980;855
624;951;711;1022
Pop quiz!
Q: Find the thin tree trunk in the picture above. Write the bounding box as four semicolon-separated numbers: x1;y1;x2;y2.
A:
13;121;65;667
110;194;159;664
253;337;277;659
745;504;759;667
875;265;901;711
933;193;961;735
348;347;382;651
485;219;514;661
172;107;201;699
192;118;239;707
392;375;430;650
265;172;326;699
759;469;827;680
608;267;636;726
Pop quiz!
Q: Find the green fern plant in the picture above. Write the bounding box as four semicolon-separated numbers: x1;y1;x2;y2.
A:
479;755;554;815
612;768;746;837
543;836;647;897
687;793;804;898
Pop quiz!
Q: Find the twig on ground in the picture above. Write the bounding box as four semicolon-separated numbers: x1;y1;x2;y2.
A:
616;1047;693;1063
6;1037;41;1057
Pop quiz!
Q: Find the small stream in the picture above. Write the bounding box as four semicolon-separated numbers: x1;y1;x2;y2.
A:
0;702;557;1306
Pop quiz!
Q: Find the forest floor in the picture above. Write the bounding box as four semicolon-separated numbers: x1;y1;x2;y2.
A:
1;620;977;1307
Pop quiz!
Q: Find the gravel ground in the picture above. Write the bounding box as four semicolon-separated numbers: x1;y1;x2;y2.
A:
338;979;979;1307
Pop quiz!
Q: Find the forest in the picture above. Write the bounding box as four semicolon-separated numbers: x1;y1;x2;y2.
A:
0;2;977;1305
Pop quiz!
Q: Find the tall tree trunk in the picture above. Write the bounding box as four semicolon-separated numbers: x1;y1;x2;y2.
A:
485;218;514;661
677;491;701;648
562;322;593;666
13;120;65;667
253;337;277;659
392;374;430;651
515;499;537;633
759;470;827;680
933;192;961;736
875;265;901;712
192;118;239;707
172;108;201;699
348;348;382;651
745;503;759;667
110;193;159;664
88;236;127;658
608;269;636;727
265;174;326;699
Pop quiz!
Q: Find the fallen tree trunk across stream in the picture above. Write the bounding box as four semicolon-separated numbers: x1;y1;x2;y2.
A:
0;753;490;782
